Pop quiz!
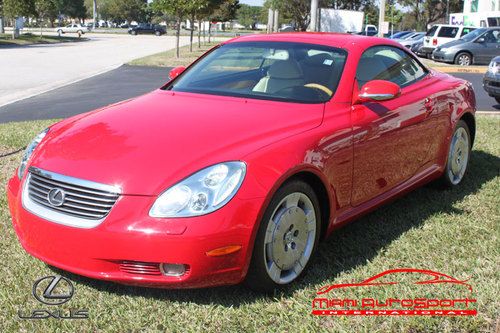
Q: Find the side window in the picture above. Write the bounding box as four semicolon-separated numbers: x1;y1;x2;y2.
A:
484;30;500;43
426;25;439;37
461;28;475;37
356;46;427;88
438;27;459;38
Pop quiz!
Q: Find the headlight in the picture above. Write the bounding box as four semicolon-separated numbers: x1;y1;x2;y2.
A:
488;60;498;74
149;161;246;218
18;128;49;179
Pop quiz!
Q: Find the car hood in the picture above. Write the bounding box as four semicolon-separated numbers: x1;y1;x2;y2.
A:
440;39;465;49
31;90;324;195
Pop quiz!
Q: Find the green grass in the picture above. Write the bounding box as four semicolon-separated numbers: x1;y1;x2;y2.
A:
129;41;221;68
0;116;499;332
0;33;87;46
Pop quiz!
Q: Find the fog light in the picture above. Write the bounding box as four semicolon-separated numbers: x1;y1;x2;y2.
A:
160;263;186;276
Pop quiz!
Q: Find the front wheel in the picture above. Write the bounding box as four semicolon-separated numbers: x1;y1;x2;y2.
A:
245;180;321;292
155;31;161;36
455;52;472;66
439;120;471;187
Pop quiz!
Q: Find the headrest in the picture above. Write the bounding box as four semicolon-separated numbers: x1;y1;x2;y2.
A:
357;57;387;82
268;60;303;79
303;53;334;66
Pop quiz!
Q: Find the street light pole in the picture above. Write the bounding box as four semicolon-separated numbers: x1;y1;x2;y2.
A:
310;0;318;32
378;0;386;37
93;0;97;29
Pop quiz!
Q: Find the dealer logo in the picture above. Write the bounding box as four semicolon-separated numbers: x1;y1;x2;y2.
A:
47;188;66;207
32;275;74;305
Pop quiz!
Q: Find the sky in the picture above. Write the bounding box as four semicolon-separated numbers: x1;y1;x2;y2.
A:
240;0;265;6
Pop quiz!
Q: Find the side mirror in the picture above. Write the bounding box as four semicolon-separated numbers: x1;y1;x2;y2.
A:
475;37;485;43
355;80;401;104
169;66;186;80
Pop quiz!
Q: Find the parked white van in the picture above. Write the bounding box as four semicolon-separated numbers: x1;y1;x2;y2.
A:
417;24;476;58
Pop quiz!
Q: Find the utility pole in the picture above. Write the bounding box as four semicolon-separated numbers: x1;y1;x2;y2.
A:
378;0;386;37
310;0;318;31
93;0;97;29
273;9;279;32
446;0;450;24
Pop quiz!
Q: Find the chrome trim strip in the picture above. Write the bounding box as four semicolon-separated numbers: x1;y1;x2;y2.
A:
22;168;122;229
359;93;396;101
29;167;120;195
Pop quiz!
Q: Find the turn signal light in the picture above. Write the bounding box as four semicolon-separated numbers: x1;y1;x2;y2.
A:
206;245;242;257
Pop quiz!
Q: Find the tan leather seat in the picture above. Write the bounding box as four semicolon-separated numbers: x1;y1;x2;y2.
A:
253;60;305;94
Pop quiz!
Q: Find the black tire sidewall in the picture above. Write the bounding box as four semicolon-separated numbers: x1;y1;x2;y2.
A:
245;180;322;292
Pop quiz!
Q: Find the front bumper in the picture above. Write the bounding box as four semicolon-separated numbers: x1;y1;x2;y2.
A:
483;73;500;97
8;174;265;288
432;50;455;63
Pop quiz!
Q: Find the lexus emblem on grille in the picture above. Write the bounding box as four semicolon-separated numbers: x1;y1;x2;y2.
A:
47;188;66;207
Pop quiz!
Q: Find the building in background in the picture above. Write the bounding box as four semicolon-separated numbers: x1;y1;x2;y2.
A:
450;0;500;27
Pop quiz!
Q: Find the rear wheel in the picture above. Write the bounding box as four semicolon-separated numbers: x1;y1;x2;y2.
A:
246;180;321;292
439;120;471;187
455;52;472;66
155;30;161;36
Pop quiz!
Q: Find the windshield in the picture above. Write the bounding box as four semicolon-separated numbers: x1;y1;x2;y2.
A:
165;42;348;103
460;28;487;41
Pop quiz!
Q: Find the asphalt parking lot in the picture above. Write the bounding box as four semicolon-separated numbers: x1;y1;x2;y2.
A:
0;65;497;124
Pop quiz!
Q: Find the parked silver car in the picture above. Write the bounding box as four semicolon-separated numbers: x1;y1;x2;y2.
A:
432;27;500;65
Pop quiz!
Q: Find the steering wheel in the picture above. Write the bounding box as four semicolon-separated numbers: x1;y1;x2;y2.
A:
304;83;333;97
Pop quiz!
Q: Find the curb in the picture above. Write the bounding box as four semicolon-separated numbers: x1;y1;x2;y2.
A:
429;66;487;74
476;111;499;115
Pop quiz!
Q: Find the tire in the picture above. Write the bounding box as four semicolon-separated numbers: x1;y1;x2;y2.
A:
495;97;500;104
455;52;472;66
155;31;161;36
245;180;321;292
132;30;137;36
438;120;471;188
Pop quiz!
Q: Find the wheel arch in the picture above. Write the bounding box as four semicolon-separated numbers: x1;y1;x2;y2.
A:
460;112;476;148
455;50;473;64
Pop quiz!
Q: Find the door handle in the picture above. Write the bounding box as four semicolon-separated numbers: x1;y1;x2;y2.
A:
424;98;433;115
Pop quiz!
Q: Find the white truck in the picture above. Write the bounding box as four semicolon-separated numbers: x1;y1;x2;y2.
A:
319;9;365;33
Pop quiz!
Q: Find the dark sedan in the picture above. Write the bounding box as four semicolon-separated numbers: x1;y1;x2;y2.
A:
128;23;166;36
432;27;500;65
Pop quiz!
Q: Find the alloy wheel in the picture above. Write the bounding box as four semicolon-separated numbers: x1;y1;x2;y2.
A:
264;192;317;284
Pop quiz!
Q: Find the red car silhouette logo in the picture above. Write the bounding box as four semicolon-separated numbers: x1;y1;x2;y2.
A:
317;268;472;295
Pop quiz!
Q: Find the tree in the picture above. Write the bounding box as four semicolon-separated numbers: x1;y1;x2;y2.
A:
35;0;57;35
211;0;239;30
236;3;261;29
3;0;35;37
107;0;146;24
0;0;4;34
152;0;192;58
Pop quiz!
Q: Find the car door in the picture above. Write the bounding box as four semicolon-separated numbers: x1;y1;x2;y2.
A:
478;29;500;64
351;46;437;206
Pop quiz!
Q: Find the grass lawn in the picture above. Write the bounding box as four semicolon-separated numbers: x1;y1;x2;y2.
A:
128;41;221;68
0;33;87;46
0;116;498;332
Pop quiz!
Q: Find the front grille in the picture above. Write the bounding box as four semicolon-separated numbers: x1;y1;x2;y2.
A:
119;261;162;276
487;80;500;87
27;168;120;220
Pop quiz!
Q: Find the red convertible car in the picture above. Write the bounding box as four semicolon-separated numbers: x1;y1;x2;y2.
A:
7;33;475;292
